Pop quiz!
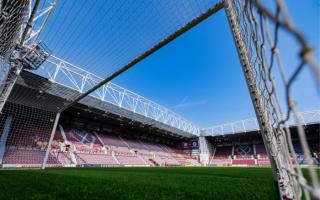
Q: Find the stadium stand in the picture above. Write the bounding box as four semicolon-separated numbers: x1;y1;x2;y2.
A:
207;139;319;167
3;148;46;167
255;144;268;158
232;145;255;166
255;144;271;166
0;114;200;167
291;139;320;165
2;147;61;168
98;134;128;148
76;153;118;165
206;123;320;167
116;155;145;166
0;100;317;168
209;146;232;166
50;150;72;166
1;114;318;168
213;146;232;158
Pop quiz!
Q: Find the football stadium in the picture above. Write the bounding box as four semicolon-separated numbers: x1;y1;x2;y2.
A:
0;0;319;199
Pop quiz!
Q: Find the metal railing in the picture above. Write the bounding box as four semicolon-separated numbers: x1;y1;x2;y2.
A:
204;110;320;136
28;53;320;138
33;55;200;135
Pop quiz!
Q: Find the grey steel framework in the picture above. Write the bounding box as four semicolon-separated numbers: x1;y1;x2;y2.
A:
36;55;199;135
34;56;320;138
0;0;56;112
21;0;57;45
204;110;320;136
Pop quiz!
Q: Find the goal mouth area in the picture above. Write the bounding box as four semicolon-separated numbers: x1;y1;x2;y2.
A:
0;0;319;199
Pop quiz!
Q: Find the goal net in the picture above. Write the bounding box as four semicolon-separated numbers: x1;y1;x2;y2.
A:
0;0;29;112
224;0;319;199
0;0;318;199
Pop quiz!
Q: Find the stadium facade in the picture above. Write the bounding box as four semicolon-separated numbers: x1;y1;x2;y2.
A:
0;69;318;168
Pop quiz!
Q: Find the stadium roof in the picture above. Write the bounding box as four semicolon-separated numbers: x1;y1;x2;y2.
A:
25;0;225;136
203;110;320;136
23;0;319;137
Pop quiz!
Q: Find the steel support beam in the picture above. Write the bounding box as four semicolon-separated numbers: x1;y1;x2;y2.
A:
0;63;23;112
0;0;56;113
41;112;61;169
20;0;41;46
224;0;297;199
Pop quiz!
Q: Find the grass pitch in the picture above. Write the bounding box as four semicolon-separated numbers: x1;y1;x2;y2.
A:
0;167;279;200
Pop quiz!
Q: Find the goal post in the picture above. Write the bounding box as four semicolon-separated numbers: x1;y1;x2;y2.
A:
224;0;319;199
0;0;319;199
41;112;60;169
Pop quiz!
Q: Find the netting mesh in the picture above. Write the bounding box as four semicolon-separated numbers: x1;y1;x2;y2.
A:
0;0;28;57
0;0;319;198
0;96;56;168
224;0;319;199
40;0;218;76
0;0;29;112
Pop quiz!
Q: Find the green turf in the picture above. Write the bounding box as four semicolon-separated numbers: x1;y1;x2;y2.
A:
0;167;281;200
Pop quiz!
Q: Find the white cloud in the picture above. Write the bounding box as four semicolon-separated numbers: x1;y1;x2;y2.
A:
172;96;207;110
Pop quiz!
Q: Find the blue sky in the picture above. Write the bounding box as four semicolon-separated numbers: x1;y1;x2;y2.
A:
114;8;254;127
113;0;319;127
40;0;319;128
